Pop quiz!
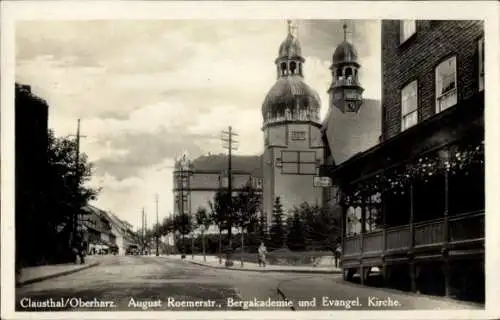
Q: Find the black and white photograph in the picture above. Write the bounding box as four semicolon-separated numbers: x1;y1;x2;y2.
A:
1;1;498;319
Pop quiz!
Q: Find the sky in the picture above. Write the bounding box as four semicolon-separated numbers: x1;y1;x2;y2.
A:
15;19;381;230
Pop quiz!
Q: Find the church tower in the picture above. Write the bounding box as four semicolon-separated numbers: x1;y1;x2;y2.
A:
261;20;324;225
328;24;364;113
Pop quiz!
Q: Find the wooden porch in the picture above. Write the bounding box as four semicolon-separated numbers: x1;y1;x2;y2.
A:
342;210;484;268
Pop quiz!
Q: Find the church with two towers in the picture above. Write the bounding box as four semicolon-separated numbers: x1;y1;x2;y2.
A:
260;20;373;224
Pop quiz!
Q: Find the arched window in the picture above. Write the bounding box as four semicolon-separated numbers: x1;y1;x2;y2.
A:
290;61;297;75
336;68;343;79
345;67;353;78
354;69;358;79
280;62;287;76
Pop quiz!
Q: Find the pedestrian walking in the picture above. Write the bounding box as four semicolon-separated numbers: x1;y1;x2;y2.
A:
334;243;342;268
79;240;86;264
258;242;268;268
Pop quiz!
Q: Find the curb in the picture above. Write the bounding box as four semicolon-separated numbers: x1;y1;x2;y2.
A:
16;262;100;287
182;259;342;275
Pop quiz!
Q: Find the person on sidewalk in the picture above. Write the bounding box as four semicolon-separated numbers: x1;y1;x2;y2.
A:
334;243;342;268
258;242;268;268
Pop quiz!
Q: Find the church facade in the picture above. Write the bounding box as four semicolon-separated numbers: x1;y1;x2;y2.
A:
261;21;325;224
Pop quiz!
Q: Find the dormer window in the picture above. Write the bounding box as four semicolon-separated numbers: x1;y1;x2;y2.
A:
400;20;416;43
435;56;457;113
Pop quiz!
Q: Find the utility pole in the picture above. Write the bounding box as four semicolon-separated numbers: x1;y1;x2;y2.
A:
176;155;192;258
69;119;86;250
155;193;159;256
142;208;145;254
221;126;238;265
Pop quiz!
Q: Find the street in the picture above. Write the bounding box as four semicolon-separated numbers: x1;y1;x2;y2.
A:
15;255;483;312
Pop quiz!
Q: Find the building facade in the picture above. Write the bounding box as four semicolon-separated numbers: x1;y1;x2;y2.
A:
261;21;324;223
81;205;117;254
172;153;263;234
15;83;49;267
321;20;484;301
320;25;382;227
106;212;139;255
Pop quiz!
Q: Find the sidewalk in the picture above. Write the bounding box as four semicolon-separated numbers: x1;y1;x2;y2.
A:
17;256;100;287
276;276;484;310
166;254;342;274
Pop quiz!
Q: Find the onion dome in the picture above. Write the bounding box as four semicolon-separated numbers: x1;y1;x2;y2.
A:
332;24;360;67
332;41;359;65
278;31;302;59
329;24;364;113
262;76;321;121
262;20;321;126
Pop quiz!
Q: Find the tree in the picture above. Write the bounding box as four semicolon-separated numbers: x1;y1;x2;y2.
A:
208;188;231;263
269;196;287;250
234;180;261;266
257;212;269;245
173;212;192;257
298;202;340;251
18;128;100;266
159;216;175;254
286;208;306;251
195;207;212;262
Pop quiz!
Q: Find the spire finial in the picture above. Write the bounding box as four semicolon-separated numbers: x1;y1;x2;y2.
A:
287;20;298;38
343;23;348;41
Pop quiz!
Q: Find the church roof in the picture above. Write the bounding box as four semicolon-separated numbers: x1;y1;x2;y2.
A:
322;98;382;165
262;76;321;119
191;154;263;178
278;33;302;59
332;41;359;65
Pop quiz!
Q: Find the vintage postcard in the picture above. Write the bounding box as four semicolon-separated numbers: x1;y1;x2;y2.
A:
1;1;499;319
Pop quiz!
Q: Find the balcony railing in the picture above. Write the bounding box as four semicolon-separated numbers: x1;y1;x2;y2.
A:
342;211;484;259
363;230;383;254
344;236;361;256
449;211;485;244
386;225;411;251
415;217;444;247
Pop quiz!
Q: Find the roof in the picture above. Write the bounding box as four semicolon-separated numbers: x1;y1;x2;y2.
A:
332;41;359;65
278;33;302;59
322;98;382;166
191;154;262;177
262;76;321;121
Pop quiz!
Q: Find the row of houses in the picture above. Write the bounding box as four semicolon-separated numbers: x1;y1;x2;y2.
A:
79;205;139;255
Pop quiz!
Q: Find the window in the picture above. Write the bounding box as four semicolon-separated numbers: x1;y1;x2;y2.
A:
291;130;306;141
280;151;318;175
435;56;457;113
280;62;287;76
478;37;484;91
282;162;298;174
400;20;416;43
401;80;418;130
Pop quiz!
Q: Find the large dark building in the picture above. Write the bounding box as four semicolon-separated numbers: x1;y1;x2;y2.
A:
15;83;49;267
321;20;484;301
